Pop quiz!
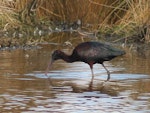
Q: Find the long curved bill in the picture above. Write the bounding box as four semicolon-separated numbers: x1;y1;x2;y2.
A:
45;58;54;77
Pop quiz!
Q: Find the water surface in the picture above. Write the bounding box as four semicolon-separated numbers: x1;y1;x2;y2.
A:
0;38;150;113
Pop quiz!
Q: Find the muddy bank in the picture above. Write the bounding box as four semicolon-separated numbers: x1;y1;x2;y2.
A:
0;20;82;49
0;20;149;54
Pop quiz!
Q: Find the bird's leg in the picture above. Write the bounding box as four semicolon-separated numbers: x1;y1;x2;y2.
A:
89;64;94;81
89;68;94;90
89;64;94;89
91;67;94;80
101;63;110;81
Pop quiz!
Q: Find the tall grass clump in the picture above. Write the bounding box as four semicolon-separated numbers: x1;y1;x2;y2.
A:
0;0;20;30
0;0;150;43
114;0;150;43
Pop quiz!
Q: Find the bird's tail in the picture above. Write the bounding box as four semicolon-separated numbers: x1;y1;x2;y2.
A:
111;48;126;57
119;50;126;56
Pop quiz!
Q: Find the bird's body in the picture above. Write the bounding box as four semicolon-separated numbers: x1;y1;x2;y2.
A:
46;41;125;81
71;41;125;64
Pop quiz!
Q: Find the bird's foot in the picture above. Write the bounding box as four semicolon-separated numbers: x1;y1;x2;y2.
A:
106;71;110;82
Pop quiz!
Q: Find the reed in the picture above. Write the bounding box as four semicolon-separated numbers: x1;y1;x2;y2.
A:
0;0;20;30
115;0;150;42
0;0;149;43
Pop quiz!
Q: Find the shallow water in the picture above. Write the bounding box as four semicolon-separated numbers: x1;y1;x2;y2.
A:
0;39;150;113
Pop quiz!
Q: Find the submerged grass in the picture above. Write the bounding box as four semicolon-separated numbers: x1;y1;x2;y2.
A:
0;0;150;44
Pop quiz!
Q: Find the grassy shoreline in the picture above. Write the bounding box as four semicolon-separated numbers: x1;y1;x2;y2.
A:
0;0;149;48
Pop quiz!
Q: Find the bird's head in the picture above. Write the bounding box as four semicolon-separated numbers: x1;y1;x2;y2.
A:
45;50;63;76
51;50;62;61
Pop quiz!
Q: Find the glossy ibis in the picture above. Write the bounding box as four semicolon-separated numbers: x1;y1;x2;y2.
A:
45;41;125;81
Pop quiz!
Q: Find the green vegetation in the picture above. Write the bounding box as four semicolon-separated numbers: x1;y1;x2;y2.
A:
0;0;150;45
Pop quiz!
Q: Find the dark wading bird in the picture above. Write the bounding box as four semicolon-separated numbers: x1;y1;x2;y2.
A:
45;41;125;83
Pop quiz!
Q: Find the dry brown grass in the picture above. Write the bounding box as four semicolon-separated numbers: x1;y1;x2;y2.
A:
0;0;20;30
115;0;150;40
0;0;150;42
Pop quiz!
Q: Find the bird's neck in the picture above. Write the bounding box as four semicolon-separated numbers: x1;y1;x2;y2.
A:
59;51;75;63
